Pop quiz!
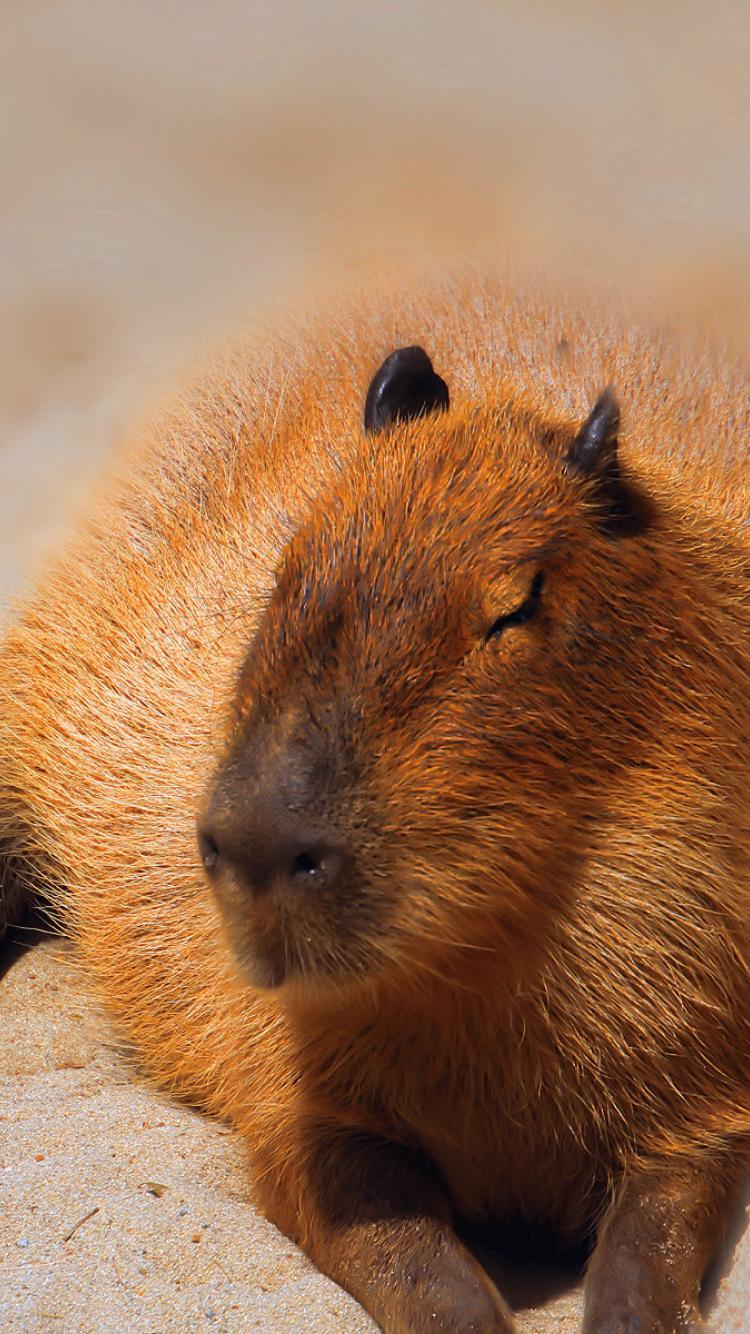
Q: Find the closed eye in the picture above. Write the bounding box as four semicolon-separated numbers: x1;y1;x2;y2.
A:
484;571;545;643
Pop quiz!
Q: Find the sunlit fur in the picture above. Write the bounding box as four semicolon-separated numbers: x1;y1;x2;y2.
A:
1;275;749;1274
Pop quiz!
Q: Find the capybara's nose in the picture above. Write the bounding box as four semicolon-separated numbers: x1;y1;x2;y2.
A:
197;814;350;898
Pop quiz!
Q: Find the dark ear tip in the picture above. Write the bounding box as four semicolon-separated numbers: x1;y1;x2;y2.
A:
387;345;433;374
567;385;620;475
592;385;620;434
364;345;450;435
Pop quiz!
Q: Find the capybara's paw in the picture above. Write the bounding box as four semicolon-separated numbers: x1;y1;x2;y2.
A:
418;1287;516;1333
385;1250;517;1333
583;1291;701;1334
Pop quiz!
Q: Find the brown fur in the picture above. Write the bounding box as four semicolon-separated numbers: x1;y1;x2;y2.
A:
1;274;749;1330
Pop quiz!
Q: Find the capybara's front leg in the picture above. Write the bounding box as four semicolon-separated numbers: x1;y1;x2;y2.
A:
583;1158;731;1332
255;1127;515;1333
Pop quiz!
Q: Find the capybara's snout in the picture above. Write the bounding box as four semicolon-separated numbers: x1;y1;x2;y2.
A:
197;724;367;989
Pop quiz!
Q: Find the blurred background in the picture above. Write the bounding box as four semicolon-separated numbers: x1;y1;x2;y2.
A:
2;0;750;608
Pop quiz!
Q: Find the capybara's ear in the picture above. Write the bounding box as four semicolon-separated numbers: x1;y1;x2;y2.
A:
566;388;651;537
364;346;449;435
567;387;620;479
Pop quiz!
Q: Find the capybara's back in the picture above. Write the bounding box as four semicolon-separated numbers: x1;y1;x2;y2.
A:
2;276;749;1331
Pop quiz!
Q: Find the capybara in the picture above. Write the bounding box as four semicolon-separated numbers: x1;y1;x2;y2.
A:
1;276;749;1331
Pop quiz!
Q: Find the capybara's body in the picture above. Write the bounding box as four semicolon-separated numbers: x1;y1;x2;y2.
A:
1;276;749;1330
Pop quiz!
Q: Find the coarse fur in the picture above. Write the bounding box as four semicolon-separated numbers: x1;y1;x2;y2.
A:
1;274;749;1330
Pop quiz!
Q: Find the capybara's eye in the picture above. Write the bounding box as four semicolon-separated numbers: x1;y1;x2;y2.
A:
484;571;545;643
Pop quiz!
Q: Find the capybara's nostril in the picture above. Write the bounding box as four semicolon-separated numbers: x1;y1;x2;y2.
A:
287;844;346;888
290;850;320;879
197;826;220;874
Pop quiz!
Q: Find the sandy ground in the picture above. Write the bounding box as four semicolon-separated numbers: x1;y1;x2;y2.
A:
3;2;750;1329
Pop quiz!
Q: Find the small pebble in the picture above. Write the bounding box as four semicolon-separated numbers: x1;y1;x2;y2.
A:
191;1233;202;1243
16;1239;30;1249
177;1205;189;1217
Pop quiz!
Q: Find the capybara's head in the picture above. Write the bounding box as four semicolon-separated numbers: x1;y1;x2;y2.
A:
199;345;654;993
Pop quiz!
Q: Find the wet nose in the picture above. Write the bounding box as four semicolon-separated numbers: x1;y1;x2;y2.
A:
197;814;350;898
